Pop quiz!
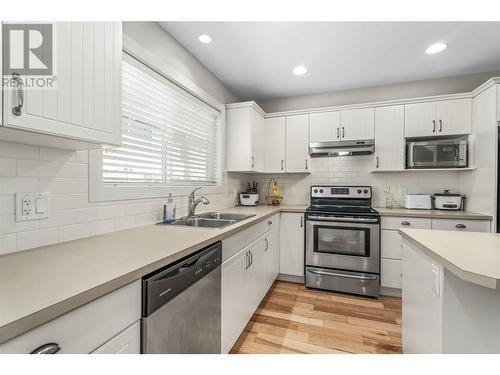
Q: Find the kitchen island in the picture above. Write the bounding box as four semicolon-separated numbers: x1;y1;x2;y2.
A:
399;229;500;353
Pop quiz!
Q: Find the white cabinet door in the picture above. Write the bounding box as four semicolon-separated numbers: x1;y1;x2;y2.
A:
404;102;437;138
431;219;490;232
248;235;267;313
92;321;140;354
340;108;374;141
226;106;251;171
251;108;265;172
381;258;402;289
309;111;340;143
3;22;122;147
264;227;280;290
280;213;305;277
264;117;286;173
381;229;403;260
436;99;471;136
221;247;248;353
374;105;405;171
285;114;310;173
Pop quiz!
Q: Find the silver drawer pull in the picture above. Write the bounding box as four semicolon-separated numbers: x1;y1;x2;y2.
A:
12;73;24;116
31;343;61;354
307;269;378;281
455;223;466;229
401;221;410;226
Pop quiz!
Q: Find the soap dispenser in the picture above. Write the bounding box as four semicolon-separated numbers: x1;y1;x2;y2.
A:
163;193;176;224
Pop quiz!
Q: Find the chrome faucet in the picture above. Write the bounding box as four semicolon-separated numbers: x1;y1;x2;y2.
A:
187;187;210;217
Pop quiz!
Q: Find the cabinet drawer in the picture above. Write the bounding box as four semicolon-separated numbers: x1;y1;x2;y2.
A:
381;230;402;260
92;321;140;354
432;219;490;233
381;258;402;289
381;216;432;230
0;280;141;354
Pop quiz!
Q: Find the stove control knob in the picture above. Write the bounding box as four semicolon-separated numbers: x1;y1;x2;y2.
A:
363;189;368;194
357;189;362;194
319;189;324;193
313;189;318;193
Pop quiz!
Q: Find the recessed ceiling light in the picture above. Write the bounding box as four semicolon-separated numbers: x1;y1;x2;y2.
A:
426;42;447;54
198;34;212;44
293;66;308;76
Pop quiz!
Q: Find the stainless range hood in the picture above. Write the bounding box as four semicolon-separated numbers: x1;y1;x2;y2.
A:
309;139;375;157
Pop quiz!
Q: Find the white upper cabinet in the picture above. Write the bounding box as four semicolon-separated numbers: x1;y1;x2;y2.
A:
436;99;472;136
1;22;122;149
264;117;286;173
225;102;265;173
309;111;341;143
374;105;405;171
285;114;310;173
340;108;375;141
405;99;471;138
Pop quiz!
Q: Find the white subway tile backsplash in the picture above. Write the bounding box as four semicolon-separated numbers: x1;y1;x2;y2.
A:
0;177;39;195
77;207;103;223
114;216;136;231
17;159;87;178
102;205;127;219
59;223;90;242
39;147;75;162
0;234;17;255
0;195;15;215
39;178;77;194
51;193;90;210
17;228;59;251
90;219;115;236
125;203;147;216
0;214;39;235
0;158;17;176
76;179;88;193
39;210;77;229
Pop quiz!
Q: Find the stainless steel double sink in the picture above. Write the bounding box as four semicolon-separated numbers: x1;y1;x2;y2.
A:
160;212;256;229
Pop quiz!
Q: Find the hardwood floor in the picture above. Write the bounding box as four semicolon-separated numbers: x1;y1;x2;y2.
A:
230;281;402;354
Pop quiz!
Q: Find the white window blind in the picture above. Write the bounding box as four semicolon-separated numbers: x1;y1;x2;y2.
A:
103;57;221;186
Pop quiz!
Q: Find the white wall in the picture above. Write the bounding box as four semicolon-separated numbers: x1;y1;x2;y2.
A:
258;70;500;113
249;156;460;208
0;23;245;256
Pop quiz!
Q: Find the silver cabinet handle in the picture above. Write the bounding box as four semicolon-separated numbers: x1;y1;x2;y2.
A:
31;343;61;354
12;73;24;116
342;126;345;138
336;127;340;139
249;250;253;266
455;223;466;229
245;251;250;270
432;120;436;133
401;221;410;226
264;238;268;251
376;156;379;168
251;156;255;168
300;216;303;228
307;269;378;281
281;160;284;170
439;119;443;132
305;159;308;170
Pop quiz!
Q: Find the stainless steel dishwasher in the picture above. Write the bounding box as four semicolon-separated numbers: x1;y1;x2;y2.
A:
141;241;221;354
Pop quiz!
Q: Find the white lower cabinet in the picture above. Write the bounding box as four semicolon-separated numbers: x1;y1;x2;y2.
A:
0;280;141;354
92;321;140;354
380;215;491;292
279;213;305;277
221;216;280;354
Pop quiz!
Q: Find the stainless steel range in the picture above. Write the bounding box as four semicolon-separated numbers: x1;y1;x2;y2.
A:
305;186;380;297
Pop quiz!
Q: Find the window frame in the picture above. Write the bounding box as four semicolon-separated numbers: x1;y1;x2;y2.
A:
89;34;226;202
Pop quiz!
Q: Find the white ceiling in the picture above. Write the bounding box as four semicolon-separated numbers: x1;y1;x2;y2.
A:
160;22;500;101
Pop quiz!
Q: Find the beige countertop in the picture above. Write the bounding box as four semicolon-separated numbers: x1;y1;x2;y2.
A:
0;205;307;344
400;229;500;290
376;207;492;220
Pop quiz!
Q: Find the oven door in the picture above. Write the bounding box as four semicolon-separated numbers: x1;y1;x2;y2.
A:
306;217;380;273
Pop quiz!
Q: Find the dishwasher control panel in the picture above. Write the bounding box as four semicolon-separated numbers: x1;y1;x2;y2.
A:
142;241;222;317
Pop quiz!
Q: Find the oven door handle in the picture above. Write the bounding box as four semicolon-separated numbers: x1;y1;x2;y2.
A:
307;269;378;281
307;215;379;223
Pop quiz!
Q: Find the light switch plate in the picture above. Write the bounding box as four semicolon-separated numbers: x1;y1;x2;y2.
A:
16;193;50;221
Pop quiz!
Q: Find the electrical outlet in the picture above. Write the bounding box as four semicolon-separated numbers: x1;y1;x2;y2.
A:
16;193;50;221
289;187;295;197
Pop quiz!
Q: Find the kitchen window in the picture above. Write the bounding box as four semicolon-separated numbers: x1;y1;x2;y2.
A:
89;50;225;202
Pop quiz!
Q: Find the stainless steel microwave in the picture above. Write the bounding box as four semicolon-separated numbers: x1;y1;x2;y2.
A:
407;137;468;169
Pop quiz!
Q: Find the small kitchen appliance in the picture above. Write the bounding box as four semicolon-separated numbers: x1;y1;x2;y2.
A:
240;181;259;206
305;186;380;297
404;194;432;210
406;137;468;169
433;190;465;211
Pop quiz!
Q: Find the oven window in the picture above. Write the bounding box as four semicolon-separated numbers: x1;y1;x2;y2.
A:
313;225;370;257
413;145;435;163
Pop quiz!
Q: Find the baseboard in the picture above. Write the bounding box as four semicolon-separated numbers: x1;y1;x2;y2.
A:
380;286;402;297
277;274;305;284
